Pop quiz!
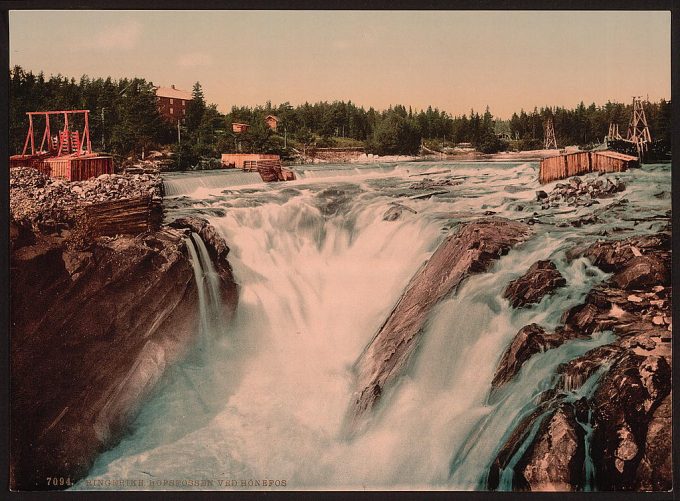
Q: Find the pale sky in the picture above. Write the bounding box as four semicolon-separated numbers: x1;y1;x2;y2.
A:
9;10;671;119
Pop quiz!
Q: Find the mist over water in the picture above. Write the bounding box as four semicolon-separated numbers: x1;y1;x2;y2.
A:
76;161;670;490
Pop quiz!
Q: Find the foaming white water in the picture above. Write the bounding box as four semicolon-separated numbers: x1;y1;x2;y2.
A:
77;191;448;489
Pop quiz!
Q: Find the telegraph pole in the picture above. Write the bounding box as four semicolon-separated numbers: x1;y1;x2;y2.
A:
101;108;106;150
177;120;181;144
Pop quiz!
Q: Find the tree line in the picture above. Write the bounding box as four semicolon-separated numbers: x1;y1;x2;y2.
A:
506;100;671;151
9;66;671;170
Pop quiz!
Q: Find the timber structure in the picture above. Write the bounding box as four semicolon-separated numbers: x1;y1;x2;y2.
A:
9;110;114;181
539;150;638;184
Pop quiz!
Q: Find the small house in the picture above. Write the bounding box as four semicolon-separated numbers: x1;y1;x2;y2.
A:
265;115;279;131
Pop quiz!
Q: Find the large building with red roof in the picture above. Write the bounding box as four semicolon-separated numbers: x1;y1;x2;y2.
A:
155;85;192;125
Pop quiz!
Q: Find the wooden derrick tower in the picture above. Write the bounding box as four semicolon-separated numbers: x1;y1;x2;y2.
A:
544;117;557;149
626;96;652;156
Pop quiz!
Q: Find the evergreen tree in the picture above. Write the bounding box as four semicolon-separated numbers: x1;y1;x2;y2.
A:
186;81;206;131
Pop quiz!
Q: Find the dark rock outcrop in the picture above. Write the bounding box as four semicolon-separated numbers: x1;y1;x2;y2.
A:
489;230;672;491
348;218;530;432
10;170;238;491
590;353;671;490
491;324;575;390
503;260;566;308
634;394;672;491
519;404;586;491
10;221;238;490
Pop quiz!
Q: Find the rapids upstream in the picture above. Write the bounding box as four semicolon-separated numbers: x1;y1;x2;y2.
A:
75;160;671;490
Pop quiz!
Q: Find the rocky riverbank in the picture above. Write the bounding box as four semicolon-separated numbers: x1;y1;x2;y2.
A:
488;228;672;491
9;168;238;490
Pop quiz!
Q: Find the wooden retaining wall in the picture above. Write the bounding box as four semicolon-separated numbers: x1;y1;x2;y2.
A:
76;196;163;238
539;150;638;184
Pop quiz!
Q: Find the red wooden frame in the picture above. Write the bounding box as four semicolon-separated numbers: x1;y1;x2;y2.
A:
20;110;92;158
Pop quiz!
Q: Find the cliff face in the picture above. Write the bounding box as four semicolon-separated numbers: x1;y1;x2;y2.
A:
9;169;238;490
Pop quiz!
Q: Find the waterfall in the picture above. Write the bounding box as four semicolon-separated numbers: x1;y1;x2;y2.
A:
185;232;225;360
75;161;670;491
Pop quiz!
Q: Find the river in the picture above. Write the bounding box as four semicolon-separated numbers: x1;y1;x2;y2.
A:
74;160;671;490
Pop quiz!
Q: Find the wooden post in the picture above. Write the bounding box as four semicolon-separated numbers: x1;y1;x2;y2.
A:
22;114;33;156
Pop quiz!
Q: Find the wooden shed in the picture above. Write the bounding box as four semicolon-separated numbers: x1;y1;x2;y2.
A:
220;153;280;169
264;115;279;131
43;155;114;181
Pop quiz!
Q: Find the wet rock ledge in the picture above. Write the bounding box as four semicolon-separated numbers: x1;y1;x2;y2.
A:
348;217;531;433
9;168;238;490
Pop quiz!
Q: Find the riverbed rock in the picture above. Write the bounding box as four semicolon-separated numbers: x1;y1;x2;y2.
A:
590;353;671;490
10;224;238;490
409;177;461;190
503;260;566;308
634;394;672;491
382;203;417;222
519;404;585;491
547;175;625;207
611;255;670;290
491;324;569;390
347;217;530;434
581;233;670;273
489;227;672;492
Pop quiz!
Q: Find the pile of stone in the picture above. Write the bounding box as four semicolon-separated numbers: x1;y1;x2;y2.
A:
123;150;175;173
10;167;164;232
536;175;626;209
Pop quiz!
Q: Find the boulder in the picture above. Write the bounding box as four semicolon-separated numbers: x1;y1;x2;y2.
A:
503;260;566;308
491;324;568;390
611;255;669;290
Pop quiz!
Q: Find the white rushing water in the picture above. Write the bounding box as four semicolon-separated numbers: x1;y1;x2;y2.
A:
76;161;671;491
